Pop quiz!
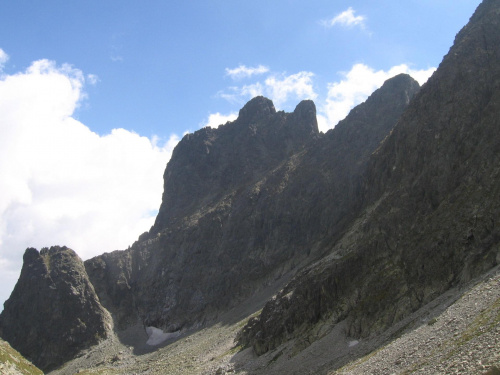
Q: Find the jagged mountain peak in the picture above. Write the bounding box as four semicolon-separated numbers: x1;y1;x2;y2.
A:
1;71;420;369
368;0;500;206
152;96;319;233
236;95;276;124
378;73;420;103
231;95;318;137
291;98;315;117
23;246;42;263
239;0;500;357
290;99;319;136
2;2;500;373
0;246;112;371
104;74;416;334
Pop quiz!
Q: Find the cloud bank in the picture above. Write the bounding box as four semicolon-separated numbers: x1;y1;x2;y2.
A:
0;50;179;308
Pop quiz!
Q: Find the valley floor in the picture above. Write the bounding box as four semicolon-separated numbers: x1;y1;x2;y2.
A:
50;265;500;375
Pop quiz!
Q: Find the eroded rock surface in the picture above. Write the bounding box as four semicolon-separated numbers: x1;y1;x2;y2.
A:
0;246;112;371
238;0;500;355
3;3;499;373
83;74;418;336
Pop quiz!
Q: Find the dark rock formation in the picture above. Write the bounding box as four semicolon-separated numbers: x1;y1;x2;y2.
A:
0;246;112;371
0;72;419;368
238;0;500;355
82;75;418;336
84;97;322;331
3;2;499;370
152;96;319;233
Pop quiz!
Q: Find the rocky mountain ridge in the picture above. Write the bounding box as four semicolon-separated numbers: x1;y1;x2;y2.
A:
1;0;499;373
81;72;419;342
238;0;500;355
0;74;420;372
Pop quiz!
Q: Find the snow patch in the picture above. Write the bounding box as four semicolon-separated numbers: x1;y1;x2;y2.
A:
348;340;359;347
145;326;180;346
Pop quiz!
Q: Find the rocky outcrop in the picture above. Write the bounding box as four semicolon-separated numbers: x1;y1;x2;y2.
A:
0;246;112;371
0;73;419;369
238;0;500;355
4;3;498;371
83;97;321;332
81;74;418;336
152;96;319;233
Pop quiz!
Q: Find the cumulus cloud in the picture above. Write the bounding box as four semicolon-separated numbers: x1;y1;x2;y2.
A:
321;7;366;29
0;48;8;71
219;62;435;133
0;56;180;308
318;63;436;132
202;112;238;128
225;65;269;80
265;72;317;107
219;70;317;110
408;68;436;86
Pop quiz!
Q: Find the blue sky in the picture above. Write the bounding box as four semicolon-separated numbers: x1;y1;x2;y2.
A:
0;1;480;308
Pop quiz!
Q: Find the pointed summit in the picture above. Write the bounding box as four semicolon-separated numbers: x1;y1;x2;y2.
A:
0;246;112;371
237;96;276;124
152;96;318;233
239;0;500;357
291;99;319;135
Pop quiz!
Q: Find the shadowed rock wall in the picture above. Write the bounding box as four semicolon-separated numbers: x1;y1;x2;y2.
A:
0;246;112;371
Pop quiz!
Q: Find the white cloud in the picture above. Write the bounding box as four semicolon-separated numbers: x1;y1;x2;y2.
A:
0;48;8;71
408;67;436;86
0;57;180;309
219;71;317;110
218;63;435;133
202;112;238;128
86;73;99;85
225;65;269;80
318;63;436;132
265;72;317;108
217;83;264;105
322;7;366;29
240;82;265;99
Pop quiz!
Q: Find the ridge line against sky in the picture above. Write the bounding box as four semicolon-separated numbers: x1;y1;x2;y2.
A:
0;1;481;308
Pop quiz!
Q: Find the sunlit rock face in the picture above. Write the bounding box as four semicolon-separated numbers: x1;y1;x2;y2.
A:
0;246;112;372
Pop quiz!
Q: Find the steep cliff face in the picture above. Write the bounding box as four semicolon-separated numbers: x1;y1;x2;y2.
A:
0;247;112;371
83;75;418;335
10;4;500;369
84;97;321;331
239;0;500;355
152;96;319;233
0;73;419;373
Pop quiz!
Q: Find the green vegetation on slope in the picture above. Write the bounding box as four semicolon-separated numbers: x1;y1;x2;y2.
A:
0;338;43;375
